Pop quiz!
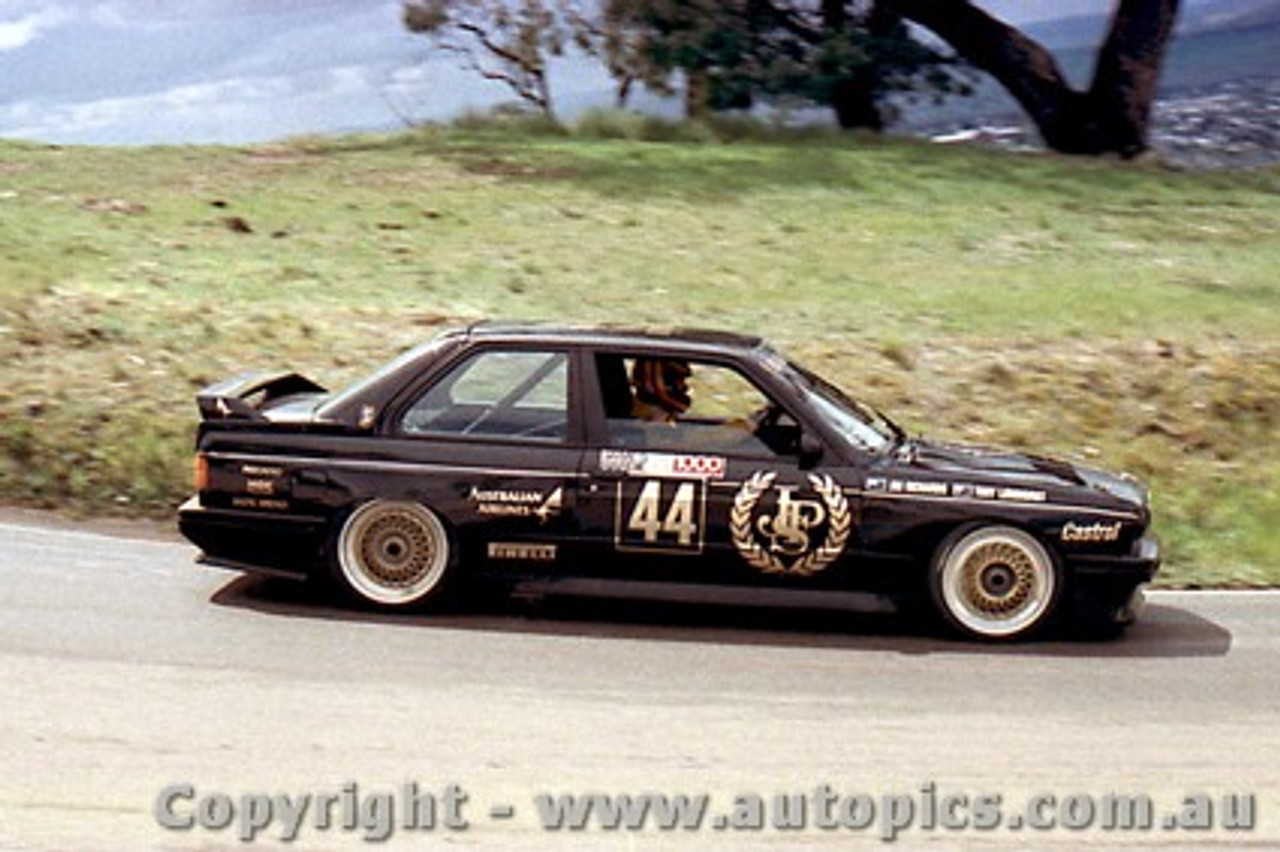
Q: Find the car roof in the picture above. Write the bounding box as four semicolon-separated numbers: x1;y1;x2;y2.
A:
318;323;773;427
463;322;767;357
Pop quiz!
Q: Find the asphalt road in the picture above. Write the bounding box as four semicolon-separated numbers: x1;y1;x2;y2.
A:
0;516;1277;851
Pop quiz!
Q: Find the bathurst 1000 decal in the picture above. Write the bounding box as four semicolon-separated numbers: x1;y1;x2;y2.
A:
599;450;726;480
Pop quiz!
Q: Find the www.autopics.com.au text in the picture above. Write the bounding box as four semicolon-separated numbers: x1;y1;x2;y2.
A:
153;781;1258;843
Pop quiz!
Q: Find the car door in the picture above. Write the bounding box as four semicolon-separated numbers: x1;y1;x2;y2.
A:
380;344;587;573
574;349;854;588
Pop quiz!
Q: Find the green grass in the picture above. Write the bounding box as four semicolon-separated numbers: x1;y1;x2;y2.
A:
1;127;1278;586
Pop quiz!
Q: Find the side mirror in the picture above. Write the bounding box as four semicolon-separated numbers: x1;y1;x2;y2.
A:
798;433;824;470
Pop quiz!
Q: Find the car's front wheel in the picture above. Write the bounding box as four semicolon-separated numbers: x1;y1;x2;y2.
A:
930;525;1062;641
334;500;454;608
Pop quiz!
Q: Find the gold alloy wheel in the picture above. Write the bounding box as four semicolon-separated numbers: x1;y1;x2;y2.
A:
336;500;451;607
935;526;1058;640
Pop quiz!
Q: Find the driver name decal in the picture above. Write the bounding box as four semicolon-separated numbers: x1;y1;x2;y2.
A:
865;478;1048;504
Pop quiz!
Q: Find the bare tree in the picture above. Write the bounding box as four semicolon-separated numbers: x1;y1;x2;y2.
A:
403;0;569;117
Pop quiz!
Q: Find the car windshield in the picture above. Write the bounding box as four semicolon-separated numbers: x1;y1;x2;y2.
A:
774;356;899;454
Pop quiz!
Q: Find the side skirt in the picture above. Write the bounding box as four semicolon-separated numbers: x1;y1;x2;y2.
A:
511;576;898;614
196;553;312;581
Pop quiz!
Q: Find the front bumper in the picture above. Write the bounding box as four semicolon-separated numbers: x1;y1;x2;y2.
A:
177;495;329;579
1070;532;1160;627
1071;532;1161;581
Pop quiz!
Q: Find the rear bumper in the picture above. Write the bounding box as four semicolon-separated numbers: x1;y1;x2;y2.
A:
177;495;329;579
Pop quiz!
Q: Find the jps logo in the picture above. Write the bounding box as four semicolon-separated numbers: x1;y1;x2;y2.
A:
756;485;827;556
732;472;851;577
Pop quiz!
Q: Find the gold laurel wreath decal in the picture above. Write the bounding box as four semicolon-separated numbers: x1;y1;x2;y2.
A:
731;471;781;573
790;473;851;577
731;471;851;577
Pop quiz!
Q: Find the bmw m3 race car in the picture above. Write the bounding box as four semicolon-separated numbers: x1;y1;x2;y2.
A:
178;324;1159;641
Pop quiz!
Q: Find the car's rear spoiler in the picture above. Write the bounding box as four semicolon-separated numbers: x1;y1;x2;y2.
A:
196;371;327;421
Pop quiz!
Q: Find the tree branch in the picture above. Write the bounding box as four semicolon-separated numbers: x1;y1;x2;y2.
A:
457;21;540;72
885;0;1080;128
889;0;1179;155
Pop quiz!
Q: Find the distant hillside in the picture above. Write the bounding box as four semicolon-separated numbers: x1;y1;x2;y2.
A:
907;5;1280;144
1181;0;1280;31
1045;14;1280;92
1027;0;1280;49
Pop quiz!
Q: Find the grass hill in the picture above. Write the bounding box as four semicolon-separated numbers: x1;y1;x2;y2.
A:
1;125;1277;586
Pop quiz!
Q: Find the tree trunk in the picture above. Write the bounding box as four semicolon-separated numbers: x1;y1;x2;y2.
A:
831;79;885;130
685;69;710;120
886;0;1180;157
824;0;886;130
1091;0;1181;156
615;74;634;109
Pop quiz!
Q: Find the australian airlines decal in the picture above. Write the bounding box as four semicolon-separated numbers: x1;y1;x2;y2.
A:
469;486;563;522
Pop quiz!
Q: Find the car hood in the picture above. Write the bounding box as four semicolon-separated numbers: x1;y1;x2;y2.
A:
884;439;1149;510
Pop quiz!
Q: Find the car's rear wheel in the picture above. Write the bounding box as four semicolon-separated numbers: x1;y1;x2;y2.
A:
334;500;454;608
930;525;1061;641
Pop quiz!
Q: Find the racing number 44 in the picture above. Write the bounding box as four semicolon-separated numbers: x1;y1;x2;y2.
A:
619;480;705;552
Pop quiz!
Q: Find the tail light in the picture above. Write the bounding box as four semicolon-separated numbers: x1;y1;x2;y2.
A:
192;453;209;491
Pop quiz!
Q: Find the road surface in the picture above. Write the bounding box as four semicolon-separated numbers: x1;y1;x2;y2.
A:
0;516;1276;850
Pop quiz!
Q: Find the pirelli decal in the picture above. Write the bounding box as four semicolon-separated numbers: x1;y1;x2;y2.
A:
487;542;558;561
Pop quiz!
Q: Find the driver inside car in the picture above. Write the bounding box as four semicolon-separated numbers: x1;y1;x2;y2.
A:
630;358;692;423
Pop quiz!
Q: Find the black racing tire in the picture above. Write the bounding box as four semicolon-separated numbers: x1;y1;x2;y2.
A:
929;525;1063;641
333;500;455;609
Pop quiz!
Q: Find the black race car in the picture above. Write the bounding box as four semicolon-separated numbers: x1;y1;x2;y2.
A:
178;324;1159;641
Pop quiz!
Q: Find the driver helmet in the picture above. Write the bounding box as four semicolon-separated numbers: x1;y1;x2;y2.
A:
632;358;692;417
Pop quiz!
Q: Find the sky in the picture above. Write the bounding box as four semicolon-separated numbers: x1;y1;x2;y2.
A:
0;0;482;143
0;1;1115;145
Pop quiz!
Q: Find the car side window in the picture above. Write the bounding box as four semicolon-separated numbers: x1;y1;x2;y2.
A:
595;353;801;456
400;349;568;442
